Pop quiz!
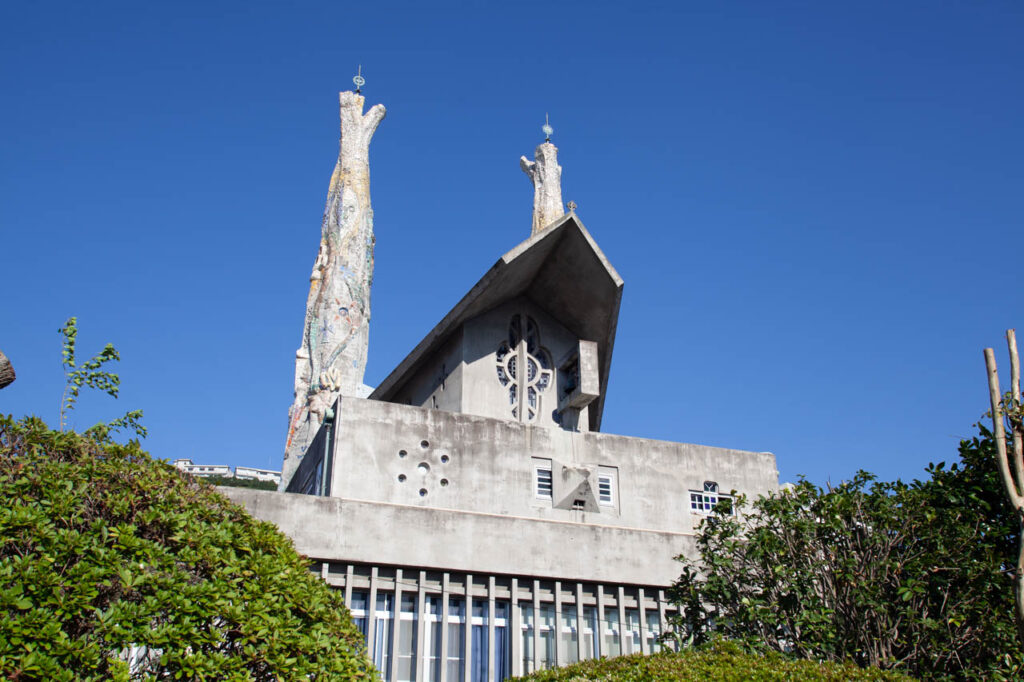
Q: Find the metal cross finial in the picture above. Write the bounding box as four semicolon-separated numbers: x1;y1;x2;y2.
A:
353;64;365;93
542;112;553;142
567;200;577;213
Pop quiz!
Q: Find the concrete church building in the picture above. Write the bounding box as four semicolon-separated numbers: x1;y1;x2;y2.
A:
224;82;780;681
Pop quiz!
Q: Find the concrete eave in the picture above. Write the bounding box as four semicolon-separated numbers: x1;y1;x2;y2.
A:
370;213;624;432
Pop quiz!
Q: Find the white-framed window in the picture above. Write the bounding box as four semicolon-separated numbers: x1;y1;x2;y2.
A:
689;481;733;515
604;606;621;657
537;603;556;670
349;590;369;637
645;609;663;653
422;596;443;682
373;592;394;678
624;608;641;655
446;597;466;682
560;605;579;664
533;459;553;500
582;605;600;660
597;467;617;507
470;599;510;682
396;593;418;682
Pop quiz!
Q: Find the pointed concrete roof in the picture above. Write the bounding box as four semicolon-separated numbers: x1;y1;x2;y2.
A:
370;213;624;432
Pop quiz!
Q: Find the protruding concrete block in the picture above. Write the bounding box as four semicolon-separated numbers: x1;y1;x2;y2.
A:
558;339;600;413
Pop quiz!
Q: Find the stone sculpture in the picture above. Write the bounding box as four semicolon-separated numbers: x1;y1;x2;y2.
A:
283;90;385;486
520;141;564;236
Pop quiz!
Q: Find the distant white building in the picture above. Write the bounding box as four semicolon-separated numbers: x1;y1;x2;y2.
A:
235;466;284;484
173;459;281;486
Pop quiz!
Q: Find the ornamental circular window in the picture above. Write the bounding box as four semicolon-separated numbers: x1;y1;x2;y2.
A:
496;314;553;422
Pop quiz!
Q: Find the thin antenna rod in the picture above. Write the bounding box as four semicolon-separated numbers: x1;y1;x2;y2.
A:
353;64;365;93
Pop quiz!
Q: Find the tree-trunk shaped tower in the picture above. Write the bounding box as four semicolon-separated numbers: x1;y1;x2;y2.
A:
283;90;385;485
521;139;564;235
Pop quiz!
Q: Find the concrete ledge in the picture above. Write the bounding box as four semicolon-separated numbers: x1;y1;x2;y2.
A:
221;487;694;586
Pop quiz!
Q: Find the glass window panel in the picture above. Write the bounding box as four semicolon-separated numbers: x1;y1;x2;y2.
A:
423;596;442;682
374;593;394;679
625;609;640;655
396;594;417;682
526;317;538;354
520;603;534;674
583;606;599;659
539;603;555;670
536;468;553;498
471;599;488;682
447;597;465;682
495;600;510;681
350;590;369;637
605;608;621;658
561;605;579;664
646;611;662;653
537;370;550;391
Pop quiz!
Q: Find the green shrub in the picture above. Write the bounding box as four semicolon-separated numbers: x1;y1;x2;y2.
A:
511;641;912;681
0;415;375;681
203;475;278;492
669;425;1022;680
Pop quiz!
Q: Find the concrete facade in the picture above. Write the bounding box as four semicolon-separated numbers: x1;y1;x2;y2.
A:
229;101;781;681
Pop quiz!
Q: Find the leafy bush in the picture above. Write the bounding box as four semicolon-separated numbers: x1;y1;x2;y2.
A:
511;640;911;681
0;415;375;681
203;475;278;492
670;425;1021;681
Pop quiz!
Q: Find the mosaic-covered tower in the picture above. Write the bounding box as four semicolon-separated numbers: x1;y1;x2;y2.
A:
283;90;385;486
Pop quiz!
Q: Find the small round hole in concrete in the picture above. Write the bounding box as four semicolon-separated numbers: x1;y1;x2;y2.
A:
440;455;450;463
420;440;429;449
397;474;406;482
419;488;427;497
398;449;407;458
440;478;449;487
417;462;430;475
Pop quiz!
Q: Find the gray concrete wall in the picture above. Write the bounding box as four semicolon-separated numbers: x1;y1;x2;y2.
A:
461;297;588;430
388;296;590;431
326;396;778;534
392;327;464;411
222;487;697;586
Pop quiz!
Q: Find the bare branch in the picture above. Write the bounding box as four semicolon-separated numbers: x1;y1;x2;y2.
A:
985;348;1024;507
1009;330;1023;487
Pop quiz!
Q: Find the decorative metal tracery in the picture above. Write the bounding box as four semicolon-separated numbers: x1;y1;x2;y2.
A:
496;314;553;422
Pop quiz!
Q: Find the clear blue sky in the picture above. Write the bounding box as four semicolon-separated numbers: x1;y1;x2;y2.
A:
2;1;1021;486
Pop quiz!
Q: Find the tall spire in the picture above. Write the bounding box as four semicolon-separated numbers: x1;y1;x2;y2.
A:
520;115;564;236
282;74;385;488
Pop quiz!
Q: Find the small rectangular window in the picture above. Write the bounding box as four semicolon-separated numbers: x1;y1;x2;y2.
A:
690;481;733;515
597;466;618;507
536;467;552;499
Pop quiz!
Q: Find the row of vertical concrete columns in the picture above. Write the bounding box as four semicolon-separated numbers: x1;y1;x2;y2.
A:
333;562;672;681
